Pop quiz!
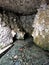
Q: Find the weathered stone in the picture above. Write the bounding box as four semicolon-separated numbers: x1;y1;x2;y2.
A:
0;16;13;49
6;12;35;35
0;0;42;15
11;29;25;40
32;4;49;50
20;15;35;34
16;31;25;39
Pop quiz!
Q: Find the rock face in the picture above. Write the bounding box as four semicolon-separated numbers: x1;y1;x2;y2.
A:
2;11;35;35
0;12;25;40
0;0;42;14
32;4;49;50
0;16;13;49
20;15;35;34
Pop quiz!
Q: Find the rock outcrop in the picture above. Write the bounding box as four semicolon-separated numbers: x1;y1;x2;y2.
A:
0;14;13;49
0;0;49;50
32;4;49;50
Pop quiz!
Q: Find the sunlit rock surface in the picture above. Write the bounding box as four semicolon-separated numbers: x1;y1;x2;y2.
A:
0;15;13;49
32;4;49;50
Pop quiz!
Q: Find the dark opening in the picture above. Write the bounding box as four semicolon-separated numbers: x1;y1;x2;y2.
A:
24;32;33;40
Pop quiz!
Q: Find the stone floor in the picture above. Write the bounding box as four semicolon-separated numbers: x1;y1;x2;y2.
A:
0;40;49;65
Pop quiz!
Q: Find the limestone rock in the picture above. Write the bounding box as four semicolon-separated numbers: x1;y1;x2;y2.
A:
32;4;49;50
20;15;35;34
0;18;13;49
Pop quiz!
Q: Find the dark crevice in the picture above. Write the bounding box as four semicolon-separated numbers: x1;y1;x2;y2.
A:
0;7;37;16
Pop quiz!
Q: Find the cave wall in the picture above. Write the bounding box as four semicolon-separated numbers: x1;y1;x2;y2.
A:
0;0;42;15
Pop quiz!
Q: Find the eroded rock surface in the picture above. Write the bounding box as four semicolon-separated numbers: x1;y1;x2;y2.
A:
20;15;35;34
0;40;49;65
0;14;13;49
32;4;49;50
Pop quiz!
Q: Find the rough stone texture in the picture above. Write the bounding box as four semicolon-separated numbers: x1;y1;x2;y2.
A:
0;12;25;40
0;40;49;65
0;15;13;49
0;0;42;15
32;4;49;50
0;12;19;33
20;15;35;34
8;13;35;35
0;11;35;35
